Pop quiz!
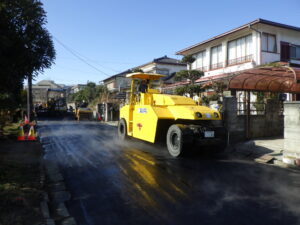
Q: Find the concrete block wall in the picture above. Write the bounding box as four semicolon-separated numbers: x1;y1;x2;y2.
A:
223;97;283;144
283;101;300;160
223;97;245;144
249;99;283;138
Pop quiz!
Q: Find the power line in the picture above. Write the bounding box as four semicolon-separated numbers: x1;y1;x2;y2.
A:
67;51;122;73
53;36;111;76
58;56;141;65
55;64;108;76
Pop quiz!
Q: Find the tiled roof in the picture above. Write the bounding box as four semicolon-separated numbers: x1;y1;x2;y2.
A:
176;18;300;55
135;55;186;69
103;56;186;82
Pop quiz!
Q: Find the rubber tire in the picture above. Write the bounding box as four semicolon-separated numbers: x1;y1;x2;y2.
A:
118;119;127;140
166;124;185;157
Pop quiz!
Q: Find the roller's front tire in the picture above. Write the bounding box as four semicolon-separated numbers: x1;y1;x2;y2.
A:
118;119;127;140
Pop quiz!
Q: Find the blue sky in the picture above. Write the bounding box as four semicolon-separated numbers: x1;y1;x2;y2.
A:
37;0;300;85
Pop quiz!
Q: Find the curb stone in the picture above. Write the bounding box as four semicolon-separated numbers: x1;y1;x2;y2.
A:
48;172;64;183
61;217;77;225
41;130;77;225
43;159;76;225
56;203;70;217
40;201;50;219
45;219;55;225
40;159;55;225
43;192;49;201
52;190;71;203
49;182;66;192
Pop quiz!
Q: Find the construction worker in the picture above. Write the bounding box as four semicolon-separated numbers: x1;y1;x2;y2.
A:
138;79;149;93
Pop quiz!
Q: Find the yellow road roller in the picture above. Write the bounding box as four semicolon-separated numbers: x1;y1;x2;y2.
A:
118;73;226;157
76;107;93;121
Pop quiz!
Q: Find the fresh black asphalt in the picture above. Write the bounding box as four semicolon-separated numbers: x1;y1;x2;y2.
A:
39;120;300;225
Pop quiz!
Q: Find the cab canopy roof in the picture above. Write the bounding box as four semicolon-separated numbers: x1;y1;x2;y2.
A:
126;72;165;80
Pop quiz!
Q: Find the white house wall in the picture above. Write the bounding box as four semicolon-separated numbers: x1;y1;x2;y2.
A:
185;23;300;80
106;81;115;91
258;24;300;64
189;28;258;78
116;76;130;89
140;63;186;75
155;64;186;74
261;52;280;64
140;64;155;73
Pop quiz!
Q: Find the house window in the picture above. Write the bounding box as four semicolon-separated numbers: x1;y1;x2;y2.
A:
156;69;169;75
262;33;276;52
210;45;223;69
194;51;207;71
290;45;300;60
227;35;252;65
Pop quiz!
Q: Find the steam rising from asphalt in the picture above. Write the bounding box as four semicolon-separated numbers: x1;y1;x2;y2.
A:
39;120;125;167
38;120;300;223
39;120;166;168
194;163;300;222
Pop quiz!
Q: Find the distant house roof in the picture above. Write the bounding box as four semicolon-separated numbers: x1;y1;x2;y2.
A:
136;55;186;68
71;84;87;89
34;80;62;89
176;18;300;55
102;69;132;83
102;56;186;83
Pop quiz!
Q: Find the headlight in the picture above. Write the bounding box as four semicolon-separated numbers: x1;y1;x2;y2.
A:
214;112;219;118
195;112;202;118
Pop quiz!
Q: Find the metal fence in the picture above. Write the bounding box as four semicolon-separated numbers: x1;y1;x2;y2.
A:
237;102;265;115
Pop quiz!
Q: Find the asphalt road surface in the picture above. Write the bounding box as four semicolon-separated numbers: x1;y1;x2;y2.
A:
39;120;300;225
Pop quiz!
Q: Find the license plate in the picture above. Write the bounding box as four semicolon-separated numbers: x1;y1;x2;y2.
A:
205;113;211;118
204;131;214;138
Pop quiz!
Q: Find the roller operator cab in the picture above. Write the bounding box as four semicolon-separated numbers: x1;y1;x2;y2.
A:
118;72;226;157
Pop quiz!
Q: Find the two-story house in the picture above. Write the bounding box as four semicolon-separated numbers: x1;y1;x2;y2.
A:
31;80;65;104
102;56;187;95
175;18;300;100
134;55;186;84
102;69;132;93
70;84;87;94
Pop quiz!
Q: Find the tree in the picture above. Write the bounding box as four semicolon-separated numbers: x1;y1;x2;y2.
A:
0;0;55;112
68;83;108;106
211;80;228;96
83;82;97;103
174;55;204;97
96;85;108;102
73;90;87;103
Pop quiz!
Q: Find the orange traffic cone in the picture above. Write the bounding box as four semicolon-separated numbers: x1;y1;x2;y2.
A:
97;112;102;121
24;115;29;124
17;125;25;141
27;125;37;141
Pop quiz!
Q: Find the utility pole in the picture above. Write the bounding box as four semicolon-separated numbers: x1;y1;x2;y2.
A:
27;73;33;122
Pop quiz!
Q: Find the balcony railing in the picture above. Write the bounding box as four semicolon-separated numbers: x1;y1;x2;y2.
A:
196;66;208;72
210;62;224;70
228;54;252;66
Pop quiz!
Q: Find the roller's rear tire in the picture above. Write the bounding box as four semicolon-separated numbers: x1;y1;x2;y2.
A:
118;119;127;140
